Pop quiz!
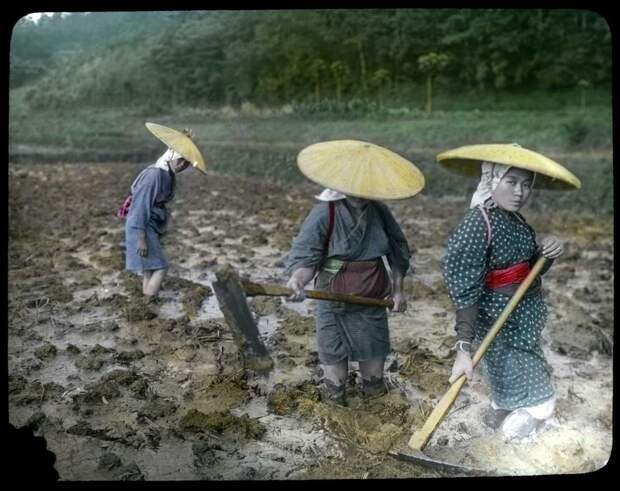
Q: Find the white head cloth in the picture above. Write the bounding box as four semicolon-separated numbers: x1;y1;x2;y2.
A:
315;188;347;201
155;148;185;171
469;161;513;208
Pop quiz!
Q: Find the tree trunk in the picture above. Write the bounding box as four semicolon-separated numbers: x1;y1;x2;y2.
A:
357;38;368;96
336;79;342;106
426;74;433;114
581;89;586;111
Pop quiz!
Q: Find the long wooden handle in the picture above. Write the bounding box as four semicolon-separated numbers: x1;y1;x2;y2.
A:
241;280;394;309
408;256;548;451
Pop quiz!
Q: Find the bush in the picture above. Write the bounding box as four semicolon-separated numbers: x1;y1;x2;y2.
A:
290;98;392;119
562;118;589;147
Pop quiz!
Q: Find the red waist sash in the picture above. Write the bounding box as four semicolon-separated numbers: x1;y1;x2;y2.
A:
485;261;531;289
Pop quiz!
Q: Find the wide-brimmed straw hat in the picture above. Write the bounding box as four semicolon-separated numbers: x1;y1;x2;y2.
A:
145;122;206;174
436;143;581;190
297;140;425;200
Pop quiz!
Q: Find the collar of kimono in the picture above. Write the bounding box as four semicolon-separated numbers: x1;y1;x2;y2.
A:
315;188;346;201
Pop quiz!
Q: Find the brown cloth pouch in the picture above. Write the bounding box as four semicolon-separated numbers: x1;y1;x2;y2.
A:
329;259;391;299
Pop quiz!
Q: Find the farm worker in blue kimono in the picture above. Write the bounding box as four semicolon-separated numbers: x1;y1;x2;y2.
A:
124;122;206;302
285;140;425;406
438;143;581;439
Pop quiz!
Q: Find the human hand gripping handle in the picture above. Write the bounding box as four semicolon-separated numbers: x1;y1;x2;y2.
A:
408;257;548;453
449;347;473;384
389;268;407;313
286;267;315;302
540;236;563;260
391;290;407;313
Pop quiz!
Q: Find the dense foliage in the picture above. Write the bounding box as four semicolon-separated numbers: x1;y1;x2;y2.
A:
10;9;611;111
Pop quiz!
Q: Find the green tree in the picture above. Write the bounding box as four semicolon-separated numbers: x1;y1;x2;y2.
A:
9;9;612;109
578;79;592;111
371;68;391;108
418;52;450;113
310;59;327;104
330;61;350;106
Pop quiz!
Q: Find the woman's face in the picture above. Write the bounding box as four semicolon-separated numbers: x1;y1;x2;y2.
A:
491;167;534;212
346;196;369;209
171;158;191;174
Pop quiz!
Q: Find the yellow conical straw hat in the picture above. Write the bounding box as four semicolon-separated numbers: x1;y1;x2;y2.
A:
145;122;206;175
437;143;581;190
297;140;425;200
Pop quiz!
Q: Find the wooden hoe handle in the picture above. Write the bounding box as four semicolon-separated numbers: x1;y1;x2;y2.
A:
407;256;548;451
241;280;394;309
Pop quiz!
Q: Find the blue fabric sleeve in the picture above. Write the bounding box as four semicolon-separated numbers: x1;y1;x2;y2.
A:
285;202;329;275
127;169;160;230
374;202;411;274
442;207;490;309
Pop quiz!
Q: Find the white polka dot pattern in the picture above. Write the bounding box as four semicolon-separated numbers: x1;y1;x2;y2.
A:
442;206;554;409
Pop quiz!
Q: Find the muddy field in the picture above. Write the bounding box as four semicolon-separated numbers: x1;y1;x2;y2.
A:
7;162;613;480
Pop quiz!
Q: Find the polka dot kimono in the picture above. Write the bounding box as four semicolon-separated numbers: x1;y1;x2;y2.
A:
443;206;554;410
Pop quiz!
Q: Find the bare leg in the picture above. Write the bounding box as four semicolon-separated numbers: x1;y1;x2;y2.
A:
359;358;387;398
320;359;348;405
142;270;153;295
144;268;167;300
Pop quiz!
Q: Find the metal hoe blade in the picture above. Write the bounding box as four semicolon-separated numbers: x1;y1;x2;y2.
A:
389;259;549;476
388;447;493;476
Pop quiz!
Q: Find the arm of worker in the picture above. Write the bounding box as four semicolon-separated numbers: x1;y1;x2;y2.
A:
286;267;315;302
448;305;477;384
137;230;147;257
443;209;489;385
390;267;407;313
530;236;562;275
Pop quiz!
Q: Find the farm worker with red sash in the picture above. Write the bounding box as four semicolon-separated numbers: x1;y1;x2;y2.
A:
439;143;581;438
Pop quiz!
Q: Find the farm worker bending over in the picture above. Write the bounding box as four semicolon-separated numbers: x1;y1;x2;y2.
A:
123;122;206;303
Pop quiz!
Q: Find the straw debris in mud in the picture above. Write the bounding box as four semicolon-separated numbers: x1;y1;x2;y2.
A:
179;409;266;440
399;349;451;398
34;343;58;360
279;309;315;336
297;392;417;454
267;382;320;416
190;373;251;413
249;296;281;316
91;249;125;272
8;163;613;479
165;276;212;317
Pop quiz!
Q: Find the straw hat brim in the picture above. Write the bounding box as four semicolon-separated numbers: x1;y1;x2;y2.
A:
297;140;425;200
437;144;581;190
145;122;206;174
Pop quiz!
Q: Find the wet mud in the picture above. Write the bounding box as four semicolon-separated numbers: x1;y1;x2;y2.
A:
8;162;613;480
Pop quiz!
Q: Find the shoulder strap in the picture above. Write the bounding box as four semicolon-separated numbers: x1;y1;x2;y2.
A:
477;204;492;247
323;201;335;251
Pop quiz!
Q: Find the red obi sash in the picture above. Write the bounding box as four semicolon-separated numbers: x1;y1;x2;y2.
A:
485;261;531;289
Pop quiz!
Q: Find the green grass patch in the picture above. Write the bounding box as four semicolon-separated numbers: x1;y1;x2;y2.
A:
9;90;612;213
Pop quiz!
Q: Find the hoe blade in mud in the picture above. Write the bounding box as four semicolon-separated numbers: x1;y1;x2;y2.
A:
212;264;274;373
388;447;493;475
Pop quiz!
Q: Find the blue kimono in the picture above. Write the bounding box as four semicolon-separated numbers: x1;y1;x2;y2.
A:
125;165;176;274
286;200;411;364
